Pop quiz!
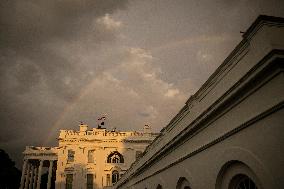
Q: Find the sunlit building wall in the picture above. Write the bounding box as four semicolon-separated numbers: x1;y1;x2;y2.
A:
56;124;158;189
19;124;158;189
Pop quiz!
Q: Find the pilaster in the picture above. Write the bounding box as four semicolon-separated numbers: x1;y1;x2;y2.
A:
47;160;54;189
19;159;28;189
24;163;30;189
36;160;43;189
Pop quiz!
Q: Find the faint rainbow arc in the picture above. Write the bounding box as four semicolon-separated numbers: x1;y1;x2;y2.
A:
44;78;99;145
44;35;229;144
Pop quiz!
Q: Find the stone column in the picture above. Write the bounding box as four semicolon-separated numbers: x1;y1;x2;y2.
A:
19;160;28;189
29;165;34;189
33;167;38;189
36;160;43;189
47;160;54;189
24;163;30;189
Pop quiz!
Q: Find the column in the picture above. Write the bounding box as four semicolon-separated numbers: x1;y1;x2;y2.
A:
29;165;34;189
19;160;28;189
24;163;31;189
47;160;54;189
36;160;43;189
33;167;38;189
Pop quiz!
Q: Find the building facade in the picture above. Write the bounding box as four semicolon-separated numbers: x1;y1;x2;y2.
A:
19;124;158;189
113;15;284;189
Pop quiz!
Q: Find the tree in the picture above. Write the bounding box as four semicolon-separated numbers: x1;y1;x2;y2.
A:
0;149;21;189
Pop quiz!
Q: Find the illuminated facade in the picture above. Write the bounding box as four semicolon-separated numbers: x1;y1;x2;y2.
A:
19;124;158;189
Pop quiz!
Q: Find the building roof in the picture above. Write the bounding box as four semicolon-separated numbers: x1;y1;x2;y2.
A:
115;14;284;188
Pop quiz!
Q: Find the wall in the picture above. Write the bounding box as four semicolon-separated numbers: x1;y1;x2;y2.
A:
55;127;158;189
114;15;284;189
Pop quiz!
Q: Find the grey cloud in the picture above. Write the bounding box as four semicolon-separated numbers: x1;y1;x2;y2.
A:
0;0;128;99
0;0;128;48
115;0;284;93
0;0;128;167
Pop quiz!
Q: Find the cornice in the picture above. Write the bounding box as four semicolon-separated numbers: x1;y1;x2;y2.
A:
116;51;284;188
127;101;284;187
242;15;284;40
159;15;284;137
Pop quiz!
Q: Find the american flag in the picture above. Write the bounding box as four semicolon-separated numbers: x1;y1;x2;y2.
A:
98;116;106;121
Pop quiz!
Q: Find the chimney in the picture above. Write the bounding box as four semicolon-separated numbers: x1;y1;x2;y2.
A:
79;122;88;132
143;124;151;133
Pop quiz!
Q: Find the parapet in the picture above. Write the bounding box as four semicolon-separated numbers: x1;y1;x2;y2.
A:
58;124;159;141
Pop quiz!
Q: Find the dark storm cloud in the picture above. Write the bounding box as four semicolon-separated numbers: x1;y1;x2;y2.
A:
0;0;128;166
0;0;128;47
0;0;128;103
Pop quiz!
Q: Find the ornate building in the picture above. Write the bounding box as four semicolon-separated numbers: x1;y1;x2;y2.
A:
113;15;284;189
19;124;158;189
19;15;284;189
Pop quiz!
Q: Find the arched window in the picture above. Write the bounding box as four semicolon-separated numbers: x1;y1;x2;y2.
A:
216;161;261;189
229;174;258;189
107;151;124;163
176;177;191;189
112;170;119;184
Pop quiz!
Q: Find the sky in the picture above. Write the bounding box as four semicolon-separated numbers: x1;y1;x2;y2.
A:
0;0;283;168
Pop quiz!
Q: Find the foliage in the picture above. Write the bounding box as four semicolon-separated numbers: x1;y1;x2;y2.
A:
0;149;21;189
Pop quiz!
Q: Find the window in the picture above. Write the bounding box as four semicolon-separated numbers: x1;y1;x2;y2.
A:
86;174;94;189
107;151;124;163
67;150;75;163
65;174;73;189
176;177;191;189
112;154;120;163
112;170;119;184
88;150;94;163
229;174;258;189
216;161;261;189
106;174;111;186
136;151;143;160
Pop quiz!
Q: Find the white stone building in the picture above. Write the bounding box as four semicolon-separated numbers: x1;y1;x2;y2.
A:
19;124;158;189
113;15;284;189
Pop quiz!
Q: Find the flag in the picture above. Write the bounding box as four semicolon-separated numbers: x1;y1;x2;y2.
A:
98;116;106;121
